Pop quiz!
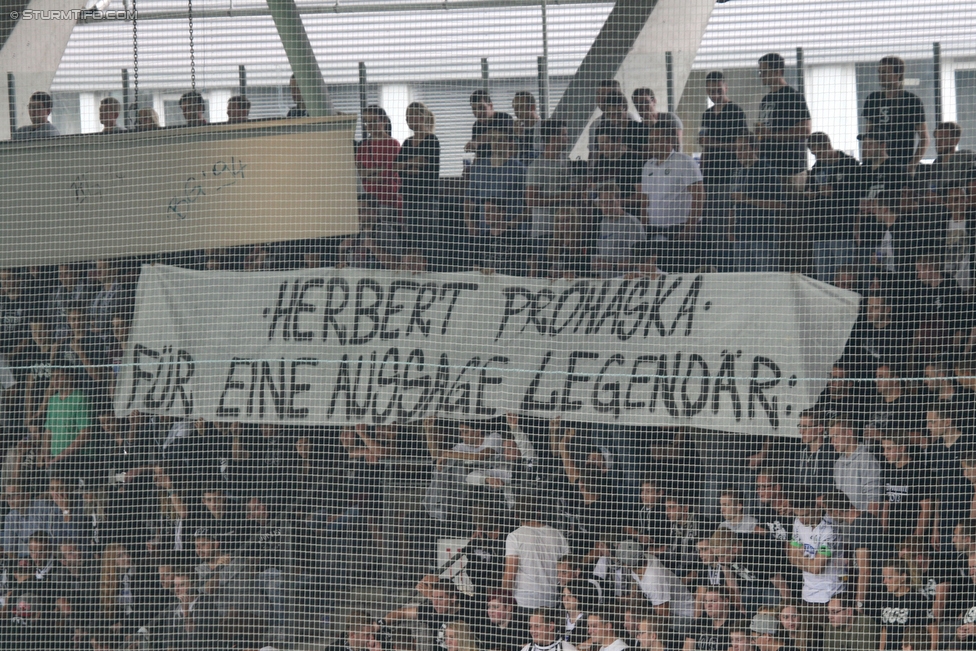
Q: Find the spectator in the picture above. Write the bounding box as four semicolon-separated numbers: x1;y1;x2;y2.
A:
626;477;669;553
522;607;580;651
592;182;645;277
750;611;791;651
357;106;402;233
40;367;92;483
562;579;599;648
729;624;756;651
806;132;863;283
466;89;497;158
828;417;882;516
589;79;637;158
13;91;60;140
503;494;569;613
787;493;846;650
587;607;629;651
51;262;92;342
878;557;928;650
682;585;740;651
8;530;63;649
822;593;878;651
396;101;441;254
3;483;31;559
927;401;976;543
135;107;160;131
526;119;574;274
661;490;704;579
326;609;381;651
927;121;976;194
699;71;749;265
862;364;915;445
484;590;529;651
794;408;839;502
384;576;487;651
151;568;216;650
513;91;542;164
755;53;812;186
98;97;123;134
862;56;930;173
286;74;307;118
638;123;704;273
823;491;883;619
545;205;592;279
446;620;480;651
879;432;933;542
728;133;784;272
627;544;694;622
633;87;683;149
178;91;208;127
226;95;251;124
192;526;247;619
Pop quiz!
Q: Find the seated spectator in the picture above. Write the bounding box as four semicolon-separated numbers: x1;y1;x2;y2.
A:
522;607;580;651
12;91;60;140
3;482;32;559
98;97;124;134
384;575;487;651
563;579;600;648
226;95;250;124
424;418;503;525
625;477;669;554
632;88;683;148
587;607;629;651
729;134;783;272
822;592;879;651
626;543;694;622
192;526;248;619
729;623;756;651
828;417;882;516
7;530;64;649
446;620;480;651
661;489;704;578
776;601;803;651
592;182;646;277
150;568;216;650
326;609;381;651
750;611;793;651
503;494;569;612
512;91;541;164
682;585;741;651
639;123;704;273
484;590;529;651
178;91;208;127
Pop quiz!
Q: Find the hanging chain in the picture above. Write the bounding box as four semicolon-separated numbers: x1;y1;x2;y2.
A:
187;0;196;91
132;0;139;114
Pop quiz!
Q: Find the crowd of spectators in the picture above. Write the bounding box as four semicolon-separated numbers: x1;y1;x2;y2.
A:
4;50;976;651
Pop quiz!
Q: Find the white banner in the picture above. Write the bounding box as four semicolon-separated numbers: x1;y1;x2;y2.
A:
116;266;860;436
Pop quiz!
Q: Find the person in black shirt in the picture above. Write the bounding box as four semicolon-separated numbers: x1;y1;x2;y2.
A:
385;576;488;651
824;490;885;618
880;433;933;544
755;53;812;185
926;401;976;544
326;609;382;651
484;591;530;651
729;134;784;272
683;585;741;651
397;102;441;253
878;558;928;650
793;408;839;501
862;56;930;173
286;75;308;118
806;133;863;283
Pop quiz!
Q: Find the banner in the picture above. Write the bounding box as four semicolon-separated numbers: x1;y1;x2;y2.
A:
116;266;860;436
0;116;358;267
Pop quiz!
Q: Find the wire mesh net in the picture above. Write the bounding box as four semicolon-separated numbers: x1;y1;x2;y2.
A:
1;1;975;650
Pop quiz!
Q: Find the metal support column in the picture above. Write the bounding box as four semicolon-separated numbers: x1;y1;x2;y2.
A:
538;56;550;118
933;42;943;124
7;72;16;134
238;64;247;95
266;0;334;116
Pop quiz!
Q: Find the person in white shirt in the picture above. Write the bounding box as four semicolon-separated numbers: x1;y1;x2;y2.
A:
521;608;580;651
787;492;846;651
638;124;704;272
588;608;630;651
630;551;694;623
504;496;570;611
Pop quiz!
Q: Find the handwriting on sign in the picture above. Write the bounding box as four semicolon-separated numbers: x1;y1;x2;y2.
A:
167;157;246;220
70;171;126;205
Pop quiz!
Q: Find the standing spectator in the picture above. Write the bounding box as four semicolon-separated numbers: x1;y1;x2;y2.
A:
40;367;92;483
633;87;683;148
794;408;839;502
823;491;883;619
465;89;497;159
357;106;402;231
286;74;307;118
755;53;812;187
828;417;882;516
526;119;574;274
630;548;694;621
226;95;251;124
927;121;976;193
152;568;216;650
806;133;863;283
589;79;634;158
513;91;542;164
788;493;846;651
638;123;704;272
879;432;933;543
699;71;748;266
396;102;441;254
13;91;60;140
592;182;645;278
51;263;93;343
135;107;160;131
587;607;629;651
728;133;784;272
522;607;580;651
178;91;208;127
877;558;928;650
98;97;123;134
862;56;930;174
503;494;569;613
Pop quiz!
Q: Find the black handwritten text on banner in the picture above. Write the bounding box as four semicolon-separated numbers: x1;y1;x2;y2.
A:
116;267;859;436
